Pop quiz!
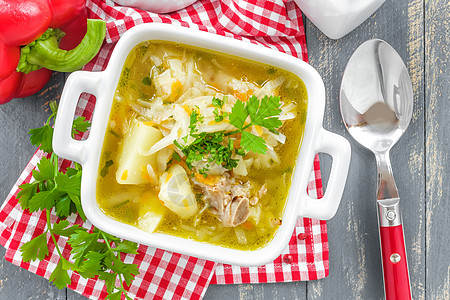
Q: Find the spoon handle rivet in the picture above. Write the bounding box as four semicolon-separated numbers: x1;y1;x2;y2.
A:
390;253;401;264
386;210;396;221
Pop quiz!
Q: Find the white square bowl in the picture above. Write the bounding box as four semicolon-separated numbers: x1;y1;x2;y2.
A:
53;23;350;266
295;0;386;39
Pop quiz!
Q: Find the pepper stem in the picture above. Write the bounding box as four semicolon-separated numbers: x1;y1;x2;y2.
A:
17;19;106;74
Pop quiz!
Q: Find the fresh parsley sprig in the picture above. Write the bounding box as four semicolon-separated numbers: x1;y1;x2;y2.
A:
212;96;228;122
173;95;282;174
228;95;282;154
174;131;238;175
17;101;139;299
189;108;204;134
18;101;88;220
68;228;139;299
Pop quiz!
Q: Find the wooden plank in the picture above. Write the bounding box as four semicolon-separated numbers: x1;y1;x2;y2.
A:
67;289;86;300
204;282;307;300
304;0;425;299
0;247;66;299
425;0;450;299
0;72;67;299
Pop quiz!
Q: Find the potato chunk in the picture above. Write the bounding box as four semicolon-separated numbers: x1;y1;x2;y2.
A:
137;191;165;233
116;119;163;185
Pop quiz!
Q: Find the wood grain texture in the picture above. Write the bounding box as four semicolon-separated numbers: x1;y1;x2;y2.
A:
425;0;450;299
204;282;307;300
305;0;425;299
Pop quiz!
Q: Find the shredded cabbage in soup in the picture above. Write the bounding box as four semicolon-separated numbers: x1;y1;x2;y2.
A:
96;41;308;250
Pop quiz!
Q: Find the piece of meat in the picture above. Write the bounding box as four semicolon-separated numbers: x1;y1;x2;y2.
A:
249;196;259;205
194;176;231;216
193;174;256;227
222;196;250;227
209;179;231;215
258;183;267;198
250;183;268;205
231;181;251;200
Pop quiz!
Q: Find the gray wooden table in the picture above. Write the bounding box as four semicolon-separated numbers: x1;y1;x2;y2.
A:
0;0;448;299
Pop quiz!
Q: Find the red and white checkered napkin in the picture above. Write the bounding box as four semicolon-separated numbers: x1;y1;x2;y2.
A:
211;157;329;284
0;0;329;299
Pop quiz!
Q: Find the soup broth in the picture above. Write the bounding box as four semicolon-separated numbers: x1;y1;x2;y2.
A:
96;41;308;250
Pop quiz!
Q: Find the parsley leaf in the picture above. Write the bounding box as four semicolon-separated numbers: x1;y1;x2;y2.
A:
67;193;85;220
106;291;124;300
247;95;282;131
32;157;55;181
49;260;72;289
105;255;139;286
78;251;106;278
112;240;140;254
28;190;56;211
229;95;282;154
17;182;38;210
52;220;81;238
100;272;118;294
29;125;53;153
213;107;224;122
212;97;224;108
172;151;181;162
55;172;81;196
68;229;103;266
229;99;247;129
72;116;91;137
67;229;139;296
20;233;49;262
55;195;75;219
241;131;267;154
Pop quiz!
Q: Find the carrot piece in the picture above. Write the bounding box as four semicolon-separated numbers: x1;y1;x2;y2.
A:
194;173;220;185
234;91;248;102
241;221;254;230
120;169;128;181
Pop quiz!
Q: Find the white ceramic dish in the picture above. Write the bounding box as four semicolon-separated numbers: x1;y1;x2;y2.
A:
53;23;351;266
112;0;197;13
295;0;386;39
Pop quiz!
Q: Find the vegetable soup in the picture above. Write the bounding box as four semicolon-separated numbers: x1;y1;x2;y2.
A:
96;41;308;250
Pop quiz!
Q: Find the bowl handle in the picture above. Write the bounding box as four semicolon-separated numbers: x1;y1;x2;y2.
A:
53;71;101;165
300;128;351;220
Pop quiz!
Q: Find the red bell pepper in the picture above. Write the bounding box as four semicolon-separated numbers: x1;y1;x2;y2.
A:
17;69;53;98
0;72;22;103
49;0;88;50
0;43;20;80
49;0;86;29
0;0;106;105
0;0;52;47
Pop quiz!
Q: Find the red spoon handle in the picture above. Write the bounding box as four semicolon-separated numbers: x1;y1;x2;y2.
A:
379;225;411;300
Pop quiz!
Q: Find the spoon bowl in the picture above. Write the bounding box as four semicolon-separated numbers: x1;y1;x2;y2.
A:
340;39;413;153
340;39;413;300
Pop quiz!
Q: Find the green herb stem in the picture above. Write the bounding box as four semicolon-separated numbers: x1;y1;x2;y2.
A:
224;130;240;136
101;231;113;252
241;123;253;131
46;209;64;258
101;231;128;294
45;112;56;126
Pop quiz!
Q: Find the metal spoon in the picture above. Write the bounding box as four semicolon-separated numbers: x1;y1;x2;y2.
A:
340;39;413;300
